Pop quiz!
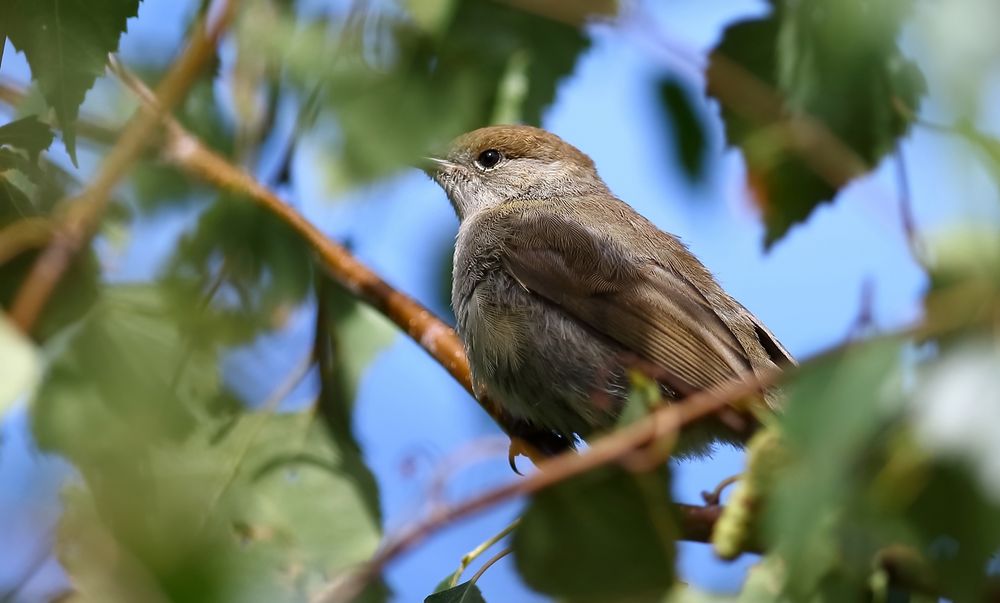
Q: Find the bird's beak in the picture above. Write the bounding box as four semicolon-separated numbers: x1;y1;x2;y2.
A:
417;156;455;178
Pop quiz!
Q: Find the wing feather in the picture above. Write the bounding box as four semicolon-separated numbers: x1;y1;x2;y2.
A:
500;209;755;393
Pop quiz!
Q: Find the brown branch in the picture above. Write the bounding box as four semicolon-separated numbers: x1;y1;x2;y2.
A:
105;63;784;603
110;62;494;422
312;372;767;603
8;0;240;333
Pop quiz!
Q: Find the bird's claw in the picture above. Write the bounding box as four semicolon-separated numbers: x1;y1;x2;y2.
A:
508;438;529;475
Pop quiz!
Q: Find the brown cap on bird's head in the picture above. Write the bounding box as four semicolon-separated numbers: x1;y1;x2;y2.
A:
447;125;596;170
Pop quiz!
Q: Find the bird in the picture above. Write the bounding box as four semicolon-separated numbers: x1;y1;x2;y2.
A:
425;125;794;460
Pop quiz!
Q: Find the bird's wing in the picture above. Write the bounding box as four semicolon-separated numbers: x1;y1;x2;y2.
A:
499;208;761;395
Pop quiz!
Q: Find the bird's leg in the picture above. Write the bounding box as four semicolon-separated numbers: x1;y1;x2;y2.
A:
502;416;574;474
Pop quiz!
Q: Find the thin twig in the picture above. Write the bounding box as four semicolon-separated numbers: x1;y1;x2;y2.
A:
894;147;927;267
468;546;512;588
450;519;520;587
701;474;741;506
9;0;240;333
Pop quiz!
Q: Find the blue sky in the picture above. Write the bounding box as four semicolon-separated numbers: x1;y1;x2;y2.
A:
2;0;999;601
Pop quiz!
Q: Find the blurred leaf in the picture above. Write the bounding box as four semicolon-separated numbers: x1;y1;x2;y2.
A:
406;0;460;35
32;284;221;457
708;0;925;247
662;583;741;603
317;280;397;412
903;462;1000;601
313;278;396;526
956;125;1000;194
0;115;55;162
227;412;386;602
163;194;313;345
737;557;789;602
242;0;606;187
657;78;709;183
913;340;1000;494
129;77;232;212
764;338;905;598
0;314;40;419
513;466;676;602
38;282;387;601
0;247;100;341
0;0;141;164
0;116;62;221
425;580;487;603
0;171;33;218
56;462;243;603
922;228;1000;339
56;412;387;603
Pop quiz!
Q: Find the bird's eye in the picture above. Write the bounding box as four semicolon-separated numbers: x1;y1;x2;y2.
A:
476;149;503;170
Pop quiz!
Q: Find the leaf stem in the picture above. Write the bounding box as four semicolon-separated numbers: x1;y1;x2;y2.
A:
450;519;520;588
468;546;512;588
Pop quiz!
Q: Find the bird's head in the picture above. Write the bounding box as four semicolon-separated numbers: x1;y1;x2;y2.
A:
425;125;608;219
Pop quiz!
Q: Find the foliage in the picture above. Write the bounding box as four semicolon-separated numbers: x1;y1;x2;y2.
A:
425;580;487;603
514;466;677;602
0;0;141;163
1;0;1000;602
707;0;926;246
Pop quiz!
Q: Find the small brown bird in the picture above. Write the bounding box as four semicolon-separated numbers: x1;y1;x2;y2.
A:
427;125;793;458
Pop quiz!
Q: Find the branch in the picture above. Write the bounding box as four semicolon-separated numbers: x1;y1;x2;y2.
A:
312;372;766;603
99;66;781;602
109;62;494;421
8;0;239;333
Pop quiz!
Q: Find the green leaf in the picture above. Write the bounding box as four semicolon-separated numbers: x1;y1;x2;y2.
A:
903;462;1000;602
0;115;55;162
662;583;741;603
312;279;397;526
513;466;676;602
0;0;141;164
241;0;610;187
37;285;387;602
0;314;40;419
163;194;314;346
763;338;906;598
425;580;487;603
55;412;387;603
0;244;100;341
405;0;460;35
31;284;219;457
226;413;387;602
0;172;33;218
657;78;709;183
431;572;461;594
316;279;398;412
708;0;925;247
